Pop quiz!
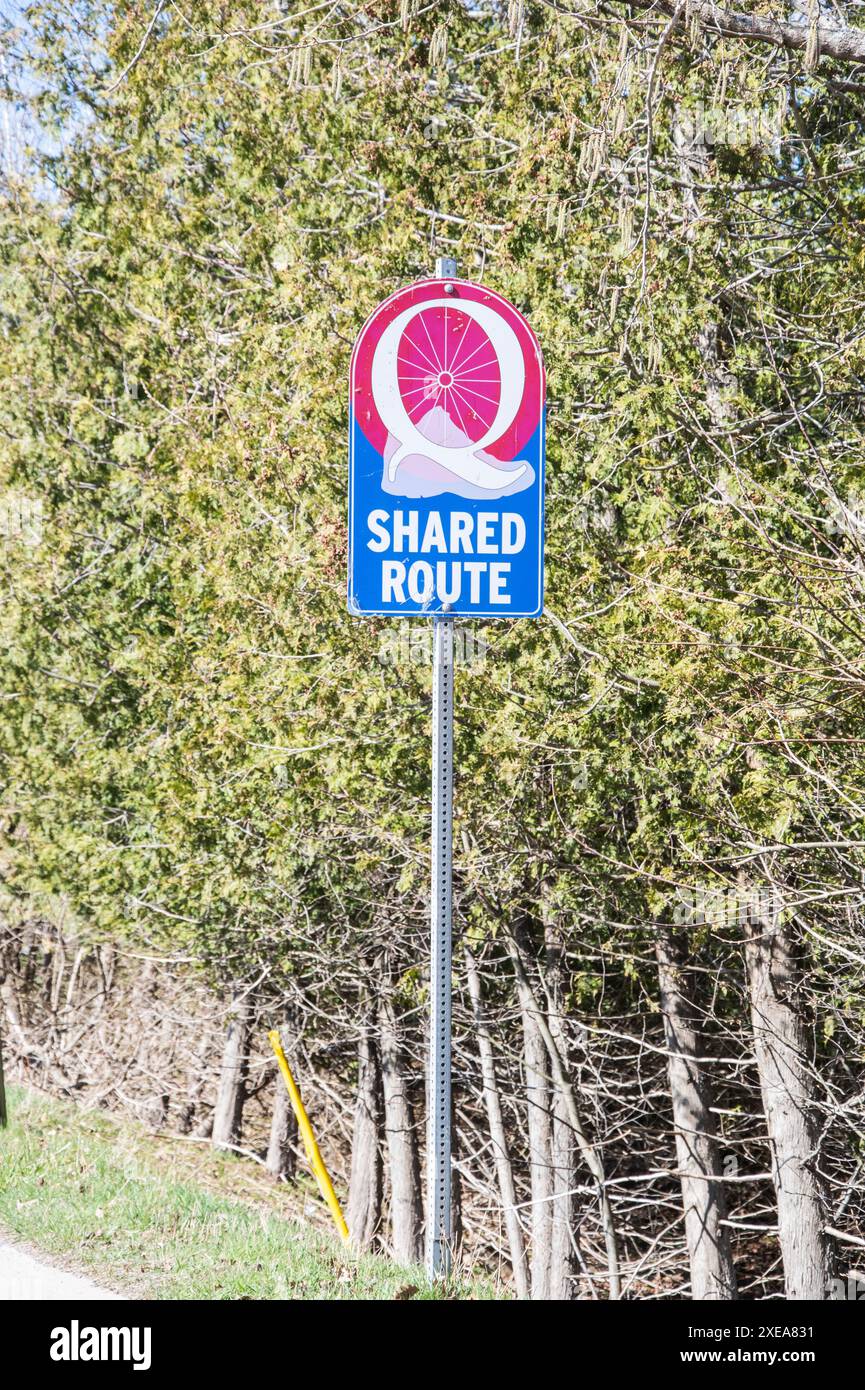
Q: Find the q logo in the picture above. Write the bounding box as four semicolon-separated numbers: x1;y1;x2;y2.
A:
351;279;545;501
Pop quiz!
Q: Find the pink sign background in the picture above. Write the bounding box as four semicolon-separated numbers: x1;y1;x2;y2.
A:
351;278;545;466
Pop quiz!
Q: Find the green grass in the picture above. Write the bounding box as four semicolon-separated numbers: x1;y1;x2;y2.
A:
0;1085;495;1300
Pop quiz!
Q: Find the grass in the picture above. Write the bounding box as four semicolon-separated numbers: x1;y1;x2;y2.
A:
0;1085;496;1300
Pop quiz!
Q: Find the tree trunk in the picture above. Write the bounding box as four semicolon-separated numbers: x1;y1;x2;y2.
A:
346;1003;383;1250
178;1031;211;1136
522;979;553;1299
266;1007;299;1182
379;987;423;1265
0;1019;6;1128
266;1076;297;1182
211;987;251;1151
545;923;577;1300
744;899;831;1300
665;112;740;1303
450;1091;463;1257
465;946;529;1299
0;953;6;1128
656;925;737;1300
508;923;621;1299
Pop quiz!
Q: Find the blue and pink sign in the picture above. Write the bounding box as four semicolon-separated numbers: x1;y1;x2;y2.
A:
348;278;545;618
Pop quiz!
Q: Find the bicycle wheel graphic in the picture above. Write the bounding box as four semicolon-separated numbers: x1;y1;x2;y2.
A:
396;305;502;447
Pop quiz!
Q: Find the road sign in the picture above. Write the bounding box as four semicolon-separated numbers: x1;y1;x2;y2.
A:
348;276;545;618
347;265;546;1282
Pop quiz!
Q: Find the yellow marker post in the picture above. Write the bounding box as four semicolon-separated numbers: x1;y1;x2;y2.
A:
268;1030;350;1245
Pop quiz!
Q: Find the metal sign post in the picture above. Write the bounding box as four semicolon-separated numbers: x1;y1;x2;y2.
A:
429;601;454;1278
427;249;458;1280
347;254;545;1284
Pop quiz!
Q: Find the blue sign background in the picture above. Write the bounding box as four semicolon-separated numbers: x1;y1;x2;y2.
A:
347;412;545;619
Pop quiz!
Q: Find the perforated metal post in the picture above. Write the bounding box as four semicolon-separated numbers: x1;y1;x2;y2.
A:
427;253;457;1281
428;609;454;1280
